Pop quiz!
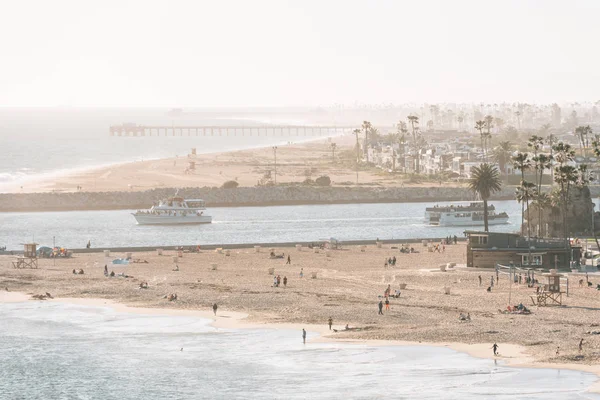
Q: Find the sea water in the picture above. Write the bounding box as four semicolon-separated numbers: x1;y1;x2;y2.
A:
0;200;524;250
0;301;597;399
0;108;330;188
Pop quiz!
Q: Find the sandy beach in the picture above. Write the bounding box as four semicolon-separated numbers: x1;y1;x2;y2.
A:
6;135;466;194
2;242;600;389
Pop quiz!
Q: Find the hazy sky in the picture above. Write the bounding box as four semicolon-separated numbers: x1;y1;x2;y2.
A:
1;0;599;107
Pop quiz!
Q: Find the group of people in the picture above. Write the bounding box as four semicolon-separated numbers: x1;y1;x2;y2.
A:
444;235;458;245
377;284;398;314
384;256;397;268
399;244;415;253
273;275;288;287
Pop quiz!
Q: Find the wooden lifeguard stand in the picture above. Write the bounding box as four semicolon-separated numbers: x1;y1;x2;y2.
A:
531;269;564;306
13;243;38;269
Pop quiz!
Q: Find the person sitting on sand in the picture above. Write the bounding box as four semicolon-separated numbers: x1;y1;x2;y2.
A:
110;271;115;277
486;286;491;292
173;264;179;271
345;324;349;330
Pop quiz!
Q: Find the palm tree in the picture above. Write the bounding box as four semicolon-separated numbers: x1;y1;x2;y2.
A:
407;115;420;173
515;110;522;130
515;181;537;240
353;128;361;184
362;121;372;162
457;112;465;131
535;192;552;237
575;125;593;157
494;117;505;133
491;141;513;175
330;142;337;162
552;141;578;251
512;152;532;234
484;115;494;157
353;129;361;163
468;163;502;232
475;120;486;161
539;123;552;137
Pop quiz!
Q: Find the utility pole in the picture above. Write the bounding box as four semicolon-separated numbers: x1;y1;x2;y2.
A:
272;146;278;184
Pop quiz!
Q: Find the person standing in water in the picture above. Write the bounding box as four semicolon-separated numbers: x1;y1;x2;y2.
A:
302;329;306;344
212;303;218;316
286;255;291;265
579;338;584;352
492;343;498;356
378;301;384;315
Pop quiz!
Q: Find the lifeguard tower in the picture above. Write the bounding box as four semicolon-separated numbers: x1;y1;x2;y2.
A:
13;243;38;269
531;269;565;306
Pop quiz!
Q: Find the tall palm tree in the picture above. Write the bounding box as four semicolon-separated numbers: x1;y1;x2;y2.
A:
468;163;502;232
330;142;337;162
475;120;486;161
512;153;532;234
515;181;537;240
535;192;552;237
575;125;593;157
484;115;494;157
353;129;361;163
407;115;420;173
515;110;522;130
362;121;372;162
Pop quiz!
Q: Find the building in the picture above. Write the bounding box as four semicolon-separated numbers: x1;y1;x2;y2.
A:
465;231;580;270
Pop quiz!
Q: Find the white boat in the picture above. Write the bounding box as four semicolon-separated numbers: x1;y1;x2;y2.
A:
424;201;509;226
132;196;212;225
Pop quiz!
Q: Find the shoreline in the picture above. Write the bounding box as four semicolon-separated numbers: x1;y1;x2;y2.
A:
2;290;599;393
0;134;348;195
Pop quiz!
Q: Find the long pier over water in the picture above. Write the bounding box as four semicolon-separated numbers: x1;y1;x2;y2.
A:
109;123;356;137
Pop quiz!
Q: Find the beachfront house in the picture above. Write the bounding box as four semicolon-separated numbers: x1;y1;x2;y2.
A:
465;231;580;270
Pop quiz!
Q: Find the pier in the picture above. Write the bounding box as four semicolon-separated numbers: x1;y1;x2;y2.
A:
109;123;356;137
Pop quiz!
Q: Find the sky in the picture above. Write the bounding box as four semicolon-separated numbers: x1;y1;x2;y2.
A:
1;0;599;107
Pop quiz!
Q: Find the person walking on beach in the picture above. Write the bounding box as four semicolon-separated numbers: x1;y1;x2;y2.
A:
276;275;281;287
283;276;287;287
212;303;218;316
286;255;291;265
478;275;482;286
385;298;390;311
86;240;91;249
104;265;108;276
579;338;584;352
492;343;498;356
556;346;560;356
490;276;494;287
378;301;384;315
300;268;304;278
302;329;306;344
328;317;333;330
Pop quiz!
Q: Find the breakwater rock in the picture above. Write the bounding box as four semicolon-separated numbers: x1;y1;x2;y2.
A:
0;185;525;212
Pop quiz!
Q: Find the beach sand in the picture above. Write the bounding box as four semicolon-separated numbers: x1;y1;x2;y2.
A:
2;242;600;388
7;135;466;193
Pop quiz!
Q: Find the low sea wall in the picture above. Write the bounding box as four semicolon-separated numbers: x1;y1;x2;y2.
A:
2;185;600;212
0;237;465;256
0;186;519;212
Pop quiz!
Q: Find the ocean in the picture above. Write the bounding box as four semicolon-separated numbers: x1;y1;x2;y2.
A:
0;108;335;190
0;200;525;251
0;301;597;399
